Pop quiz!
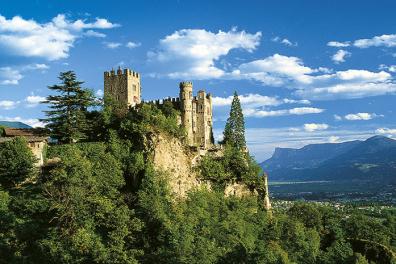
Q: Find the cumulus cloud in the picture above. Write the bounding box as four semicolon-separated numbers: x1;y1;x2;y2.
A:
148;28;261;79
353;34;396;48
303;123;329;132
344;112;382;121
25;95;45;107
327;41;351;47
126;41;141;48
331;49;351;64
295;69;396;100
233;54;315;86
0;14;119;60
244;107;324;118
212;94;310;107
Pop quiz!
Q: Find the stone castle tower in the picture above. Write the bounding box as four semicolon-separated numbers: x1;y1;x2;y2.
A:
104;68;213;149
179;81;213;149
104;67;141;109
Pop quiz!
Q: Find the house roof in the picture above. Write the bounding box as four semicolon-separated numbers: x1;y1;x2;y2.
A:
1;128;48;143
4;128;36;137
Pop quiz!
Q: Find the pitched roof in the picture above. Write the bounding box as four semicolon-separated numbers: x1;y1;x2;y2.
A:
4;128;36;137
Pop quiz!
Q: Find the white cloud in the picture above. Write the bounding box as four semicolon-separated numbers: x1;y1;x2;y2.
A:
23;63;50;70
126;41;141;48
334;114;343;121
0;14;119;60
0;64;50;86
271;36;297;46
84;30;106;38
234;54;314;86
379;64;396;73
0;100;19;109
344;112;382;121
331;49;351;64
25;95;45;107
353;34;396;48
212;94;309;107
212;94;280;107
104;42;122;49
303;123;329;132
295;69;395;100
0;67;23;85
148;28;261;79
244;107;324;118
376;127;396;135
327;41;351;47
95;89;104;97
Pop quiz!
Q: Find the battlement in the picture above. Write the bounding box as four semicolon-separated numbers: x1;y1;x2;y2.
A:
179;81;193;88
104;68;140;78
145;97;181;105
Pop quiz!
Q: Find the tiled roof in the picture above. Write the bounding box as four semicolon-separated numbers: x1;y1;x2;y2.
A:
4;128;36;136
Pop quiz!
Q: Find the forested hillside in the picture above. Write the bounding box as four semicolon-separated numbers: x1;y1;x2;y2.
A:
0;72;395;263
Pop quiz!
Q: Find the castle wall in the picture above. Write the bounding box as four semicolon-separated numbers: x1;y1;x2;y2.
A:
104;68;213;149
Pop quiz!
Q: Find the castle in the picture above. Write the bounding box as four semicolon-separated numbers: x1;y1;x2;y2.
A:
104;68;214;149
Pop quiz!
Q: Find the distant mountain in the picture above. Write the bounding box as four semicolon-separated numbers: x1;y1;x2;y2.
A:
0;121;32;129
261;136;396;182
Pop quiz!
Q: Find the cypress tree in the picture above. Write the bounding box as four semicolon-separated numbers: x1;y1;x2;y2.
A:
222;91;246;150
41;71;96;143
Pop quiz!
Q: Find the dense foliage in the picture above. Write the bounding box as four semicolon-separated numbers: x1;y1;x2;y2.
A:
41;71;97;143
1;75;395;263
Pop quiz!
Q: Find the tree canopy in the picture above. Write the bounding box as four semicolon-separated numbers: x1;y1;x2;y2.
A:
41;71;96;143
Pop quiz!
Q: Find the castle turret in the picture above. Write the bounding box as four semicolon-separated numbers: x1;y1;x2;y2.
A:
179;81;194;145
104;67;141;113
196;90;213;148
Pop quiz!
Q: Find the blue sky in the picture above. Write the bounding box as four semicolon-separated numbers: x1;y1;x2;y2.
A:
1;0;396;161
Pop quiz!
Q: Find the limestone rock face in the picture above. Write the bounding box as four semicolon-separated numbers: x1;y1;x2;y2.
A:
149;132;259;200
224;182;253;197
150;133;202;197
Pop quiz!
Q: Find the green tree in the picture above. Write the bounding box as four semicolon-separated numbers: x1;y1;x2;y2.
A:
42;71;96;143
41;143;142;263
0;137;36;188
222;91;246;150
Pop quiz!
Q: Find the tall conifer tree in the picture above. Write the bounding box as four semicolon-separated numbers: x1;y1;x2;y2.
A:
222;91;246;150
41;71;96;143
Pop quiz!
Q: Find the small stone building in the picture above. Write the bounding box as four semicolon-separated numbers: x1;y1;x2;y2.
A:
1;128;48;166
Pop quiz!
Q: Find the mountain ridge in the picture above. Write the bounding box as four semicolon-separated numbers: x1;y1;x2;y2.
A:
261;136;396;182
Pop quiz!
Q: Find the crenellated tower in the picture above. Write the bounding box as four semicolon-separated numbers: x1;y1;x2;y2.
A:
103;68;213;149
104;67;141;112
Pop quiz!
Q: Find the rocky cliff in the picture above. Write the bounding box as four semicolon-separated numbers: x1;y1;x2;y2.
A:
148;133;252;198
